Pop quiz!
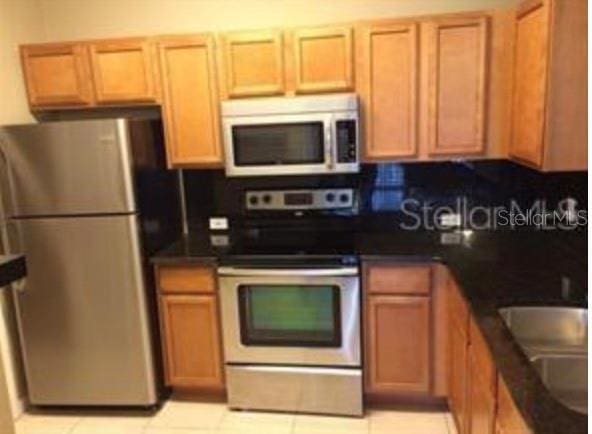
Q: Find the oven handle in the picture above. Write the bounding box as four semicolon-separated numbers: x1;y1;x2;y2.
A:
217;267;358;277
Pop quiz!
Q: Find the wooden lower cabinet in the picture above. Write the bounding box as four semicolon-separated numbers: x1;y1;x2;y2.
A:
496;376;532;434
365;295;431;394
156;265;224;390
448;275;498;434
159;294;223;388
469;372;496;434
467;319;497;434
364;262;435;398
449;315;469;433
447;277;470;433
447;276;530;434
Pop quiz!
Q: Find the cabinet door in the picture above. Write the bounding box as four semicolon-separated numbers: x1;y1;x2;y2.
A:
365;295;431;394
20;43;94;108
159;294;224;388
509;0;550;167
497;376;532;434
468;345;496;434
358;22;418;159
448;314;469;434
158;35;223;167
290;26;354;94
89;38;159;104
220;30;284;98
426;16;488;155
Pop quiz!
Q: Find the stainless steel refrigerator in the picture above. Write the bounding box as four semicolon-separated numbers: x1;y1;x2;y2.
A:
0;118;180;406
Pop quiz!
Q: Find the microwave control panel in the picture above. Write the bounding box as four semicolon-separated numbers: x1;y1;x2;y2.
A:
336;120;357;163
246;188;356;211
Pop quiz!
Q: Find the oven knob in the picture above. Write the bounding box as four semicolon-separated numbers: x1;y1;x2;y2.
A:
325;193;335;203
248;195;259;206
262;194;272;204
339;193;350;203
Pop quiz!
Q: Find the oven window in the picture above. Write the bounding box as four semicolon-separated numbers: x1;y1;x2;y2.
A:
232;122;324;166
238;285;341;347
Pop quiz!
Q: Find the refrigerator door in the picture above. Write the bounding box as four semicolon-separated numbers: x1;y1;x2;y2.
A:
10;215;157;405
0;119;135;217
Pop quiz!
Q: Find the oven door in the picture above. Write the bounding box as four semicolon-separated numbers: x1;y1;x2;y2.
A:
218;267;360;366
222;114;334;177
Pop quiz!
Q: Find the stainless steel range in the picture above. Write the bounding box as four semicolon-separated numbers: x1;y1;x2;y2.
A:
218;188;362;416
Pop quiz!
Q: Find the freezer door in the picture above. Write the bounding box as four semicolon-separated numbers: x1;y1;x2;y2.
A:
10;215;157;405
0;119;135;217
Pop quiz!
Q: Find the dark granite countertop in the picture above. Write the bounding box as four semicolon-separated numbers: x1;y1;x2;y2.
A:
152;228;587;434
0;254;26;288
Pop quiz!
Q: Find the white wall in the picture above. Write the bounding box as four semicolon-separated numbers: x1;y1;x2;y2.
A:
38;0;518;40
0;0;45;125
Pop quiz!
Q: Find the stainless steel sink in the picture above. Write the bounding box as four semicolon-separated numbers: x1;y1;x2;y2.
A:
498;307;587;355
498;306;588;414
531;354;588;414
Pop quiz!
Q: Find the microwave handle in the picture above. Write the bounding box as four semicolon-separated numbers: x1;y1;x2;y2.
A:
325;121;334;169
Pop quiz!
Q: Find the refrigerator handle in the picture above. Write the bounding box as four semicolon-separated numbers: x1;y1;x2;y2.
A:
0;141;18;219
0;219;26;293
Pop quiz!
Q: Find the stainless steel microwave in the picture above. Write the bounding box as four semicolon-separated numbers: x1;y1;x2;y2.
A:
221;94;359;177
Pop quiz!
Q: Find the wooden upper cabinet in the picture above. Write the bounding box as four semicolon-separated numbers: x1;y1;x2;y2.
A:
358;21;419;159
509;0;550;167
159;294;224;388
365;295;431;395
219;30;285;98
509;0;587;171
88;38;159;105
289;25;354;94
20;43;94;108
426;16;488;155
157;35;223;167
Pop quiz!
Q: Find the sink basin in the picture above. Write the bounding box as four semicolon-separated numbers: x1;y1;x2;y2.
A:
498;307;587;355
531;354;588;414
498;306;588;414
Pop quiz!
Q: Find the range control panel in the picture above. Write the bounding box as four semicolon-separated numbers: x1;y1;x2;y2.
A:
246;188;355;211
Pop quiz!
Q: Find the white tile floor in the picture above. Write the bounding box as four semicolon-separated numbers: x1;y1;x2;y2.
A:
15;400;457;434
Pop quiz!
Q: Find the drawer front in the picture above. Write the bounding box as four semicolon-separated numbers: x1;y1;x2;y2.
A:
226;365;362;416
157;265;216;294
365;264;431;295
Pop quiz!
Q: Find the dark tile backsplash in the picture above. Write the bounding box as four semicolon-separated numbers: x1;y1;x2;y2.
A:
182;160;587;290
183;160;587;222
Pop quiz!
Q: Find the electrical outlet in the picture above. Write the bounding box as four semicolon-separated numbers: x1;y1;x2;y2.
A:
439;213;461;228
209;217;229;231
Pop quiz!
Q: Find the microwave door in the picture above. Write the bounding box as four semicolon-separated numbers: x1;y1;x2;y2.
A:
223;114;333;176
